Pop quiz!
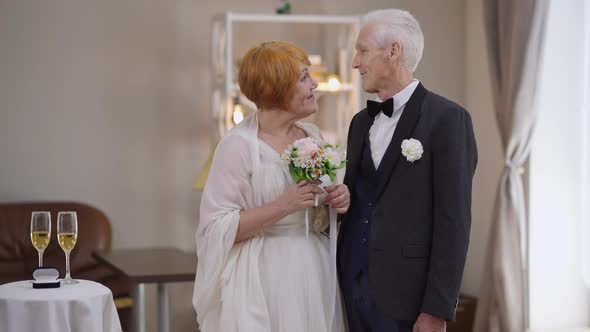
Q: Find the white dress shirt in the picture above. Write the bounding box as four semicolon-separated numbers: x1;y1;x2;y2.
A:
369;79;420;168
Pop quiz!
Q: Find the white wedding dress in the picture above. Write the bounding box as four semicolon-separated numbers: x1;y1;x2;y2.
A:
193;112;346;332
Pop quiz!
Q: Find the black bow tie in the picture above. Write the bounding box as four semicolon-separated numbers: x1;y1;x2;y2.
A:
367;98;394;118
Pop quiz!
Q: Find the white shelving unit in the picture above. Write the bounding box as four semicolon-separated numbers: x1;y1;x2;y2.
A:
210;12;361;145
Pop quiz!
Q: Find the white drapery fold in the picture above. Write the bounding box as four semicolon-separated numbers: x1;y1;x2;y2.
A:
474;0;549;331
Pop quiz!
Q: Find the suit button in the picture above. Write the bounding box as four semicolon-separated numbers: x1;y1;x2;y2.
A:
368;202;373;207
363;219;369;224
361;238;367;244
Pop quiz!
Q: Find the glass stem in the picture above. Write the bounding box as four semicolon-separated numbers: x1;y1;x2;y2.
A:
38;250;43;267
65;252;71;279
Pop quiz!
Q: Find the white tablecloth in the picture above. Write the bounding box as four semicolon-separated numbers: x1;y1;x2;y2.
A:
0;279;122;332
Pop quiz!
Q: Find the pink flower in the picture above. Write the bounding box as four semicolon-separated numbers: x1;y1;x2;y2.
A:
293;137;319;158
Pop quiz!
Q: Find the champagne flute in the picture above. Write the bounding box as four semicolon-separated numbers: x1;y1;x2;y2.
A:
57;211;78;285
30;211;51;267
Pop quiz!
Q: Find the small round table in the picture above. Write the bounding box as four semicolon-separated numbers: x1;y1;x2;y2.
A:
0;279;122;332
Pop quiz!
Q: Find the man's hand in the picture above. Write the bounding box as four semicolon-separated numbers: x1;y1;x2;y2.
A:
413;312;446;332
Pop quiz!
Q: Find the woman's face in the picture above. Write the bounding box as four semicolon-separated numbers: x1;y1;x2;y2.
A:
286;64;318;117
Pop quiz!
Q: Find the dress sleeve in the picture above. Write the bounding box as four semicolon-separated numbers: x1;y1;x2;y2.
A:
193;134;254;318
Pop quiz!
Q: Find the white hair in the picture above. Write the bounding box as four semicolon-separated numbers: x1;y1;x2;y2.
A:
362;9;424;73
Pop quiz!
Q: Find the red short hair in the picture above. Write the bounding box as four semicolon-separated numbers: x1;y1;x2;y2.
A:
238;41;310;110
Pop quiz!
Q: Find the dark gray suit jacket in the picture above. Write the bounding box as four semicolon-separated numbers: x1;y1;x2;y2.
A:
337;83;478;321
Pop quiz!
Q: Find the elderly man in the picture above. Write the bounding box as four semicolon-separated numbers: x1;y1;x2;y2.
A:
332;8;478;332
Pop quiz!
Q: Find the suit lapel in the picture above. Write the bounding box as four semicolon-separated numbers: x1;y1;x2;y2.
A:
374;83;428;201
344;111;373;189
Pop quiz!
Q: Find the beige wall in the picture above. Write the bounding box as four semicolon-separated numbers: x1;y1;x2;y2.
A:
0;0;500;330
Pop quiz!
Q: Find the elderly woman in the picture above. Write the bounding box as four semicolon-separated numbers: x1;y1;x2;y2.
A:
193;41;349;332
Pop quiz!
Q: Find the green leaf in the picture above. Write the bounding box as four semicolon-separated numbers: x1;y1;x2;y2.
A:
289;165;300;182
304;168;312;180
297;168;305;180
328;170;336;182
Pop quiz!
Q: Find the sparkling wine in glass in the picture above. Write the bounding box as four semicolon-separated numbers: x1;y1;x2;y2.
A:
30;211;51;267
57;211;78;285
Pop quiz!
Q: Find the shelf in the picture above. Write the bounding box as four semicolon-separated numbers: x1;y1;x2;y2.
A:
223;12;359;24
316;83;355;93
211;12;361;145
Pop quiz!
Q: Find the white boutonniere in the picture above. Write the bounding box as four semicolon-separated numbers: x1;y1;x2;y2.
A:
401;138;423;162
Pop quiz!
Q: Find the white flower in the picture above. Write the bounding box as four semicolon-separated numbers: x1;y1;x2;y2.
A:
401;138;423;162
281;153;291;165
325;148;342;166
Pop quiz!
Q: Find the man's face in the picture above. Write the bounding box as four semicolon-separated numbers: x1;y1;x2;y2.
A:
352;24;393;94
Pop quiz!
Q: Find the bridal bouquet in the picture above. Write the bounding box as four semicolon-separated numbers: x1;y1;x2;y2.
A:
280;137;346;184
281;137;346;235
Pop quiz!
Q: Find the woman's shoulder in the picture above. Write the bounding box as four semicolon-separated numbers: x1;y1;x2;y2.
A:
217;132;251;153
212;133;255;173
218;112;259;150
